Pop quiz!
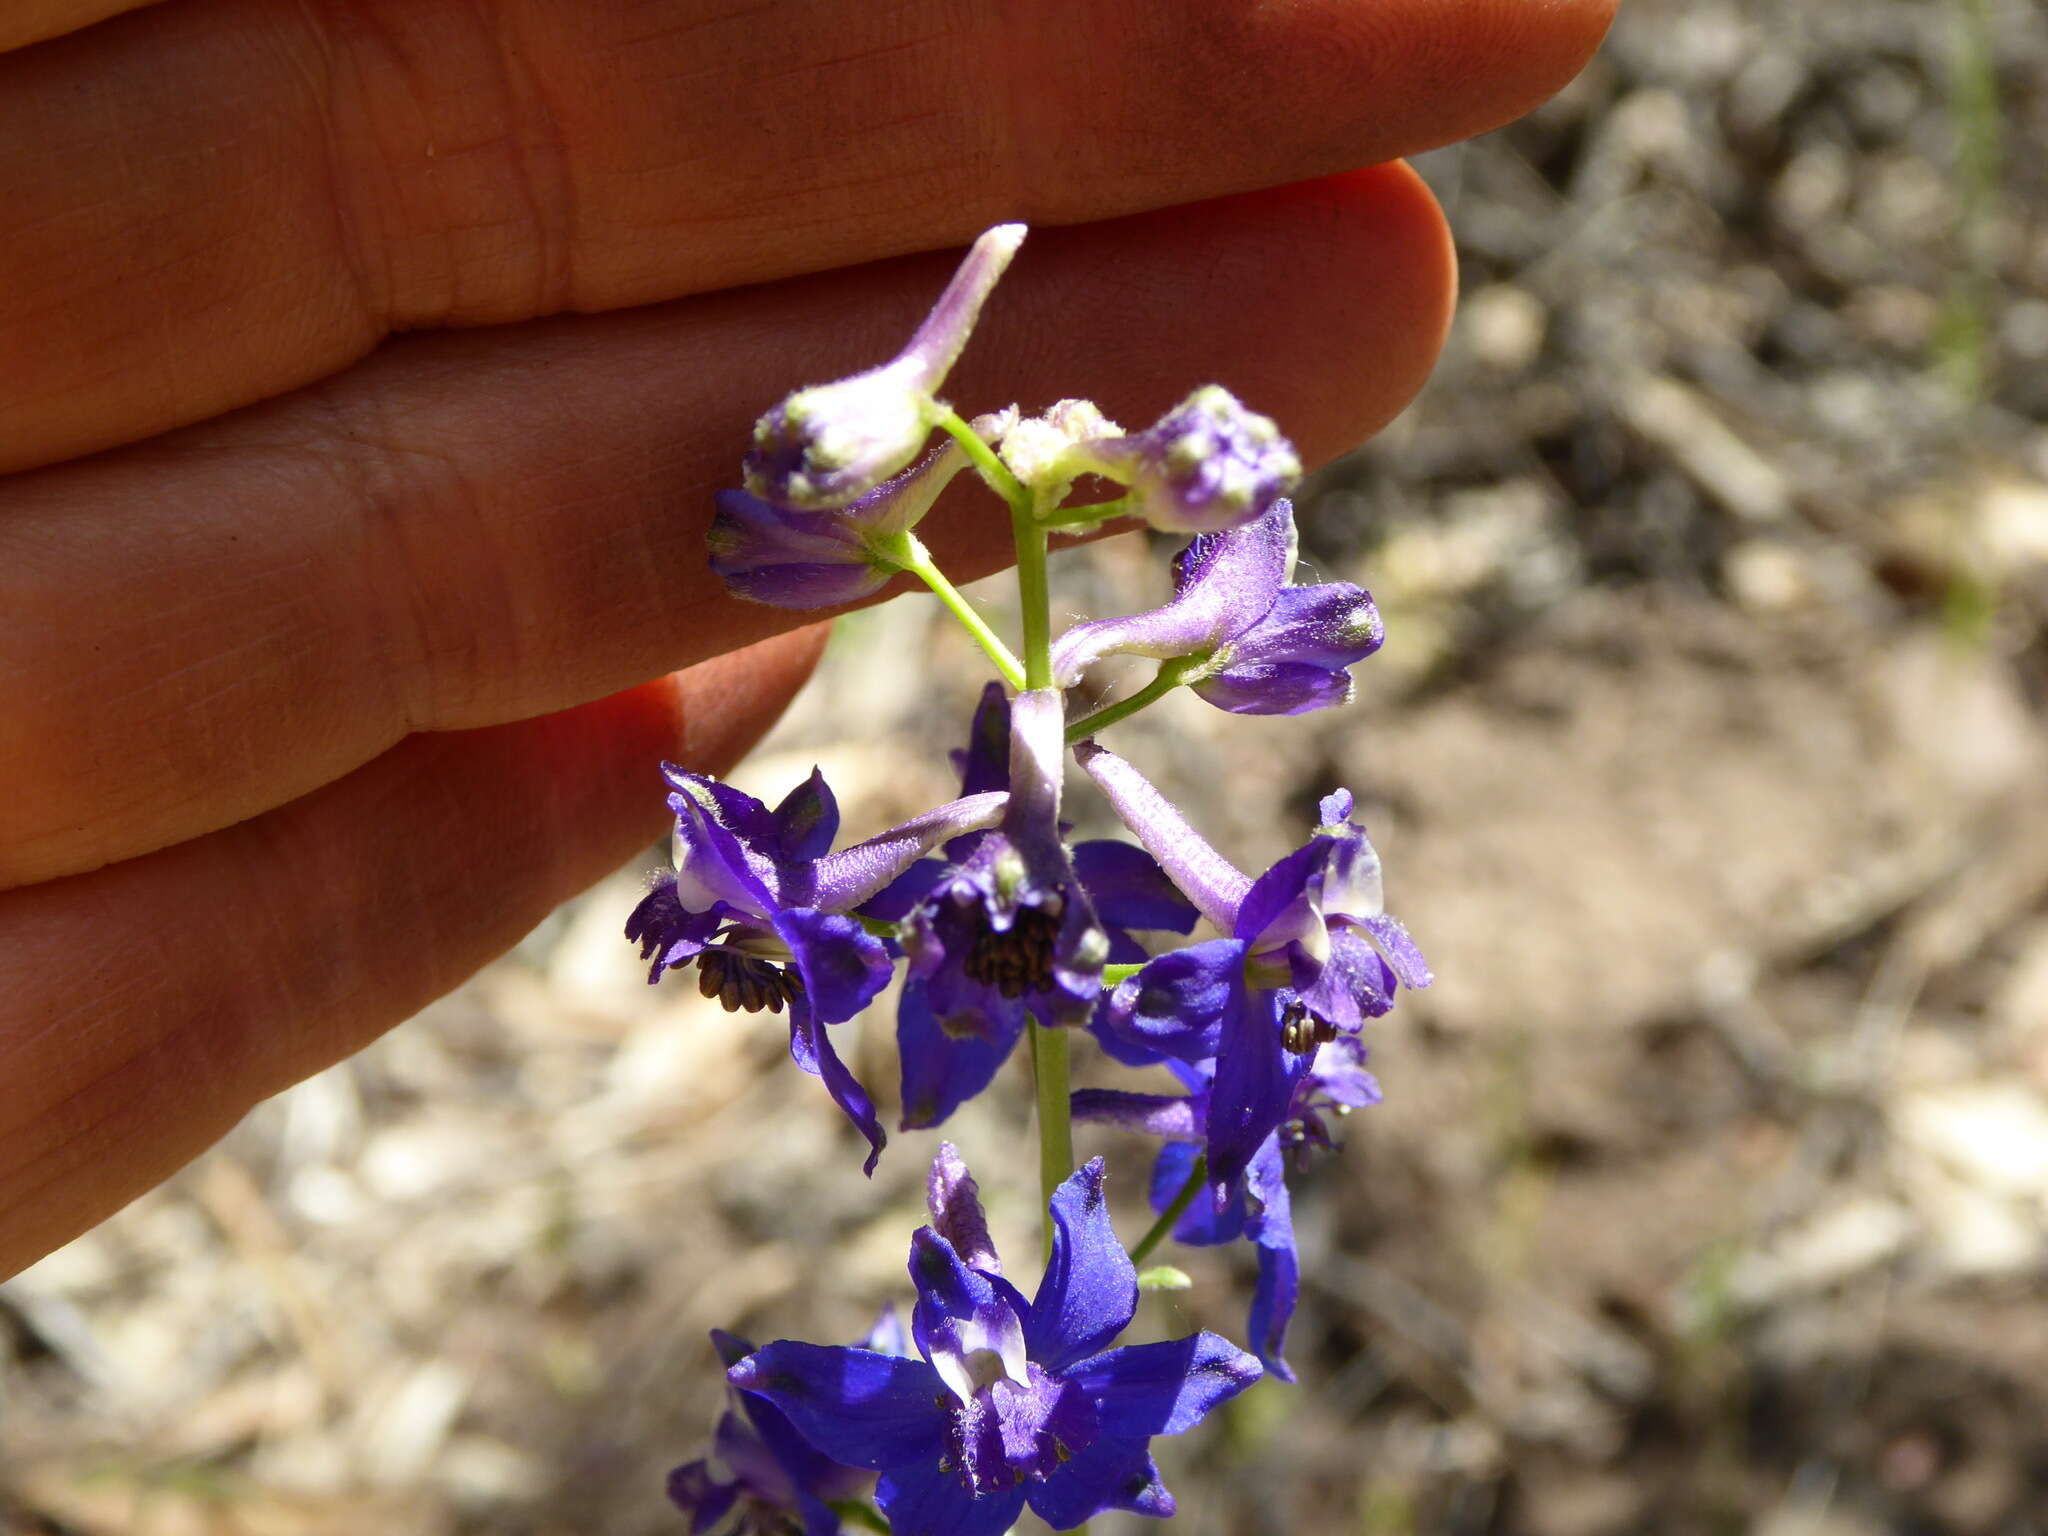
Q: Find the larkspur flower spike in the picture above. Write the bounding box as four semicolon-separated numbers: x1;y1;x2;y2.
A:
651;211;1441;1528
743;225;1025;511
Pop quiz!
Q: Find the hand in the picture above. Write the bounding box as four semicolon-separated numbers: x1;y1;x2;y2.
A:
0;0;1614;1274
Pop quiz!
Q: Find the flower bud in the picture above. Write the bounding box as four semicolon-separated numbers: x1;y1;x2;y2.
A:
1068;385;1300;534
741;224;1025;510
711;409;1010;609
711;435;972;608
996;397;1120;503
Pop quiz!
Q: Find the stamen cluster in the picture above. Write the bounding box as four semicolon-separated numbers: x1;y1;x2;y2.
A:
638;226;1433;1534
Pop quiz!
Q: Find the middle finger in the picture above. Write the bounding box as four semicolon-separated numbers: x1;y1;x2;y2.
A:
0;170;1454;889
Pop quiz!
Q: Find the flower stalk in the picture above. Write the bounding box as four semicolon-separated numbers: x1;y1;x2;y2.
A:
1130;1153;1207;1266
1039;495;1133;528
882;531;1027;689
1011;498;1053;692
1029;1022;1074;1252
1004;399;1070;1247
938;405;1029;508
1065;657;1197;743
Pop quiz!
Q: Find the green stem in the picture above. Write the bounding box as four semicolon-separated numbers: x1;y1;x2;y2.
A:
958;401;1070;1259
1039;495;1133;529
1101;962;1146;986
1129;1154;1206;1266
1030;1023;1074;1253
934;406;1050;690
935;407;1029;507
1010;503;1052;691
885;532;1026;689
1064;658;1197;743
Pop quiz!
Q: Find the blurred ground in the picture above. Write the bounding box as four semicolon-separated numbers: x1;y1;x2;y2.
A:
6;0;2048;1531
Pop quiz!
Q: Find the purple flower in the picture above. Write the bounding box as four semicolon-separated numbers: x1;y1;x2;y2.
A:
626;764;1006;1173
1071;1040;1381;1380
1074;749;1430;1198
710;435;972;611
727;1147;1262;1535
743;226;1024;510
863;687;1196;1129
1064;386;1300;534
669;1322;899;1535
1053;498;1383;716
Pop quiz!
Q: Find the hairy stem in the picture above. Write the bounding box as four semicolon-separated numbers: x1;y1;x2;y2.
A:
887;532;1026;689
1011;504;1052;691
935;407;1029;507
1064;658;1197;743
961;403;1072;1266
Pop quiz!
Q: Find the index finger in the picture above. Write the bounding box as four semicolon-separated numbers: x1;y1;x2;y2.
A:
0;0;1615;472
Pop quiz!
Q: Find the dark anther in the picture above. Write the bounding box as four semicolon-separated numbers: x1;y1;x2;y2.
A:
696;948;803;1014
1279;1001;1336;1054
962;905;1061;999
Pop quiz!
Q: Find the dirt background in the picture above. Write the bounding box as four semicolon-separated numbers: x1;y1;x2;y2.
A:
6;0;2048;1531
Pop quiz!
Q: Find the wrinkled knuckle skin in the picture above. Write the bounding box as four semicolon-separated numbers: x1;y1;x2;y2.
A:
309;0;579;329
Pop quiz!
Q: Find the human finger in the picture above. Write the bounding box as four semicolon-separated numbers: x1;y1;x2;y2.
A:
0;0;159;52
0;624;826;1279
0;0;1611;471
0;168;1454;889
